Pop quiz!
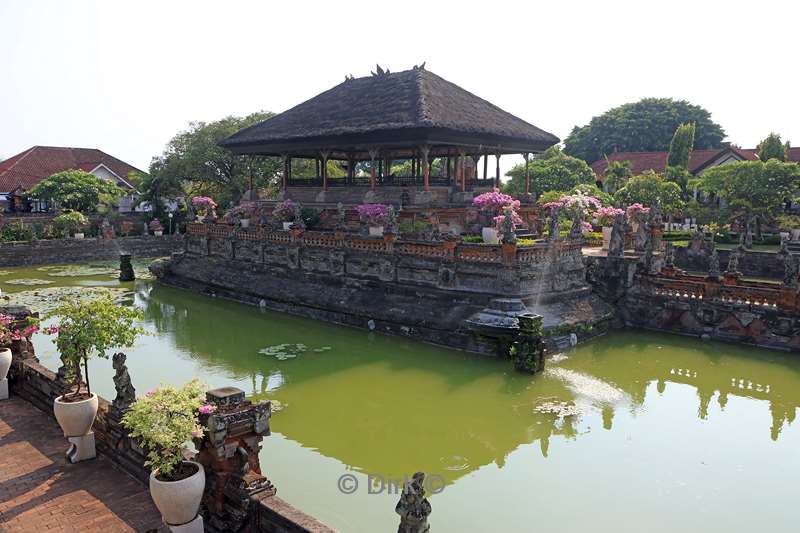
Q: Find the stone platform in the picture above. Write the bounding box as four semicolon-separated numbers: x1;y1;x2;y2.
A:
0;397;165;532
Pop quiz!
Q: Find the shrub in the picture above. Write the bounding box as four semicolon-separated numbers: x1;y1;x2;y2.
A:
52;210;89;237
122;379;208;480
272;199;297;222
0;220;34;242
300;207;321;229
148;219;164;232
357;203;388;226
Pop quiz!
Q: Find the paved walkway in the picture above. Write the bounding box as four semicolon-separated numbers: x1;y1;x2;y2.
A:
0;396;165;532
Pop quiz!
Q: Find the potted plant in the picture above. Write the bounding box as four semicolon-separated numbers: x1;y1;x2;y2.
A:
625;203;650;234
0;314;39;392
149;219;164;236
777;214;800;242
222;205;255;228
595;206;625;250
191;196;218;222
45;297;143;442
273;199;298;230
53;210;89;239
473;189;519;243
122;379;209;527
357;203;389;236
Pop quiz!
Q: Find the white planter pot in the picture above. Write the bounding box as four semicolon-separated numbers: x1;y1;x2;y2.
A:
54;393;98;437
73;233;85;239
780;232;790;242
0;348;11;381
481;227;499;244
630;222;639;234
154;230;163;236
150;461;206;526
792;228;800;241
283;221;293;230
196;215;206;223
240;219;250;229
369;225;384;237
602;226;612;250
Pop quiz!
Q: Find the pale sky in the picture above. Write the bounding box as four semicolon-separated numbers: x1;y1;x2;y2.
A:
1;0;798;175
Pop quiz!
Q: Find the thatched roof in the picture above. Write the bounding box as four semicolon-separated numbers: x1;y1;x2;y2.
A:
221;67;559;158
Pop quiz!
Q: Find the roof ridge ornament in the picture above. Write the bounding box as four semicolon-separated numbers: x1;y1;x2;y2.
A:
371;64;390;77
413;62;426;70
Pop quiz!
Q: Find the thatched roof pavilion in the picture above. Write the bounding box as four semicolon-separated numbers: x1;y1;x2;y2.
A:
222;65;559;204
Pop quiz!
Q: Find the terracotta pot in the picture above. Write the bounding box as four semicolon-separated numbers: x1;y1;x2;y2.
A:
53;393;98;437
0;348;11;381
481;227;498;244
602;226;613;250
283;221;293;230
369;225;384;237
149;461;205;526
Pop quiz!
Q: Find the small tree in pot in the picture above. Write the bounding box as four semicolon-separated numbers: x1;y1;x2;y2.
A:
122;379;211;528
0;314;39;396
45;297;144;441
53;210;89;239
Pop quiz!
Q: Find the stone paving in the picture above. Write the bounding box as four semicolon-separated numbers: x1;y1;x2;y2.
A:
0;396;165;532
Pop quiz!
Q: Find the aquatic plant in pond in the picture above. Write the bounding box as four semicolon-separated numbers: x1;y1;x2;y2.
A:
4;278;55;286
5;287;132;314
258;343;331;360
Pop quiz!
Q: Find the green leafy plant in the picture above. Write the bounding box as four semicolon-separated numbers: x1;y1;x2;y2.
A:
0;220;34;242
776;214;800;232
52;210;89;237
46;296;144;400
122;379;208;480
300;207;321;229
28;169;126;213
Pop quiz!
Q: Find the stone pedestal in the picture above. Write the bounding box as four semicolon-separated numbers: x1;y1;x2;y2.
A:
66;431;96;463
0;378;8;400
412;190;436;206
450;191;474;204
168;514;204;533
197;387;274;532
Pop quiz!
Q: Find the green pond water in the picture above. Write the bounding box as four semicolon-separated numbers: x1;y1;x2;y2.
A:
2;262;799;532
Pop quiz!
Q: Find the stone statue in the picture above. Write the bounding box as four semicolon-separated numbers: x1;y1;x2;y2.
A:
664;241;675;268
650;202;663;227
569;209;583;240
396;472;432;533
608;212;625;258
727;244;744;275
744;217;754;249
642;235;654;274
292;203;306;229
634;219;649;252
708;243;721;279
547;207;560;242
385;205;399;235
781;245;798;288
502;207;517;244
112;352;136;410
336;202;347;230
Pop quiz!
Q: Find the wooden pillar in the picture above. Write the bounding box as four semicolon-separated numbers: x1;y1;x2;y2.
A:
347;155;354;185
315;158;320;179
369;149;378;191
471;155;480;189
495;154;501;189
483;154;488;183
459;151;466;193
320;151;330;192
282;155;290;190
523;152;530;196
420;146;430;192
446;157;451;180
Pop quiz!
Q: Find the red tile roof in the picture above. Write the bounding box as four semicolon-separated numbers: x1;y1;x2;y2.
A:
590;145;795;178
0;146;142;193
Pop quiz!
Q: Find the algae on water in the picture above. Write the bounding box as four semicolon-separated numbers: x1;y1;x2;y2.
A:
4;286;132;314
258;343;332;360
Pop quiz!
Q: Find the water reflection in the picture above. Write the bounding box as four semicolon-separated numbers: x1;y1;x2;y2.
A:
134;282;800;486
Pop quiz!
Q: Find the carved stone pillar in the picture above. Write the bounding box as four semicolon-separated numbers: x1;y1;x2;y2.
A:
197;387;274;532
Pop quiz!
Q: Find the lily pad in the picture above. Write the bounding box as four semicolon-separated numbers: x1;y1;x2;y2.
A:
4;286;133;314
4;278;56;286
258;343;331;360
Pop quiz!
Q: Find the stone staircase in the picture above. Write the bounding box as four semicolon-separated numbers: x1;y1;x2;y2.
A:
786;241;800;255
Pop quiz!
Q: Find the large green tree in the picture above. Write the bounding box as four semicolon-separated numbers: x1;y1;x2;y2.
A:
28;169;125;212
614;170;684;214
150;111;282;208
756;133;789;161
602;159;631;194
504;146;595;197
563;98;725;163
694;159;800;233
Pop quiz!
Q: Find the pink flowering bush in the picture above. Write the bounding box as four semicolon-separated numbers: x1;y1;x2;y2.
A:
191;196;218;219
473;188;520;214
493;209;525;233
272;199;296;222
595;206;625;226
0;313;39;347
357;203;389;226
626;203;650;224
148;219;164;232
